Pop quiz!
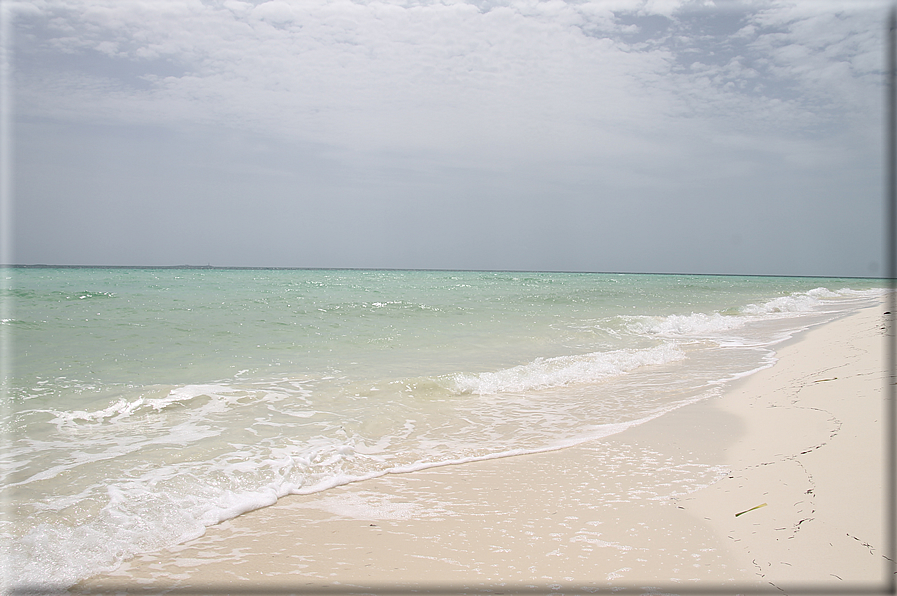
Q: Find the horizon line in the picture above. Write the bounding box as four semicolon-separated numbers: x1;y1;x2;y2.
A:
0;264;889;281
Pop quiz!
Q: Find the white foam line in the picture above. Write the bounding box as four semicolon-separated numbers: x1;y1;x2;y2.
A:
287;395;716;497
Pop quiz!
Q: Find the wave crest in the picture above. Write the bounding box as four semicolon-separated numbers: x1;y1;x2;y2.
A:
447;343;685;395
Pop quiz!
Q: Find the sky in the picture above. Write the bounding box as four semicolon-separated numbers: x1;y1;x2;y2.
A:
1;0;891;276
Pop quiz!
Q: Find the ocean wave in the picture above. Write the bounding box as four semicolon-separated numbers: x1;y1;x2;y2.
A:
46;384;241;426
44;384;303;427
623;287;883;341
742;287;882;316
447;343;685;395
625;312;745;338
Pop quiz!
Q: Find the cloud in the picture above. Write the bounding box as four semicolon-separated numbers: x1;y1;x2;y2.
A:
250;1;297;25
8;0;889;273
11;0;886;174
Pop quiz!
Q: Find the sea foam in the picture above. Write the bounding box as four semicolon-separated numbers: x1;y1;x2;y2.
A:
448;343;685;395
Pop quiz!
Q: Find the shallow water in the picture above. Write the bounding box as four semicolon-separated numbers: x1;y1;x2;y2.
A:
0;268;885;588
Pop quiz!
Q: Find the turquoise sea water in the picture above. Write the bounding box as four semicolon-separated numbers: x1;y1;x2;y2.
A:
0;268;886;588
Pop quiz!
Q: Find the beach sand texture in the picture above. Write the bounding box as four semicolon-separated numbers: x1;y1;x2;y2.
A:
78;304;893;594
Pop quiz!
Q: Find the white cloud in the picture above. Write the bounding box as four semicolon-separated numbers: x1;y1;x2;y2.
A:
250;1;297;25
10;0;888;178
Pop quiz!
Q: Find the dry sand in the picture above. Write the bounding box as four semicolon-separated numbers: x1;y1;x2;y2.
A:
76;304;893;595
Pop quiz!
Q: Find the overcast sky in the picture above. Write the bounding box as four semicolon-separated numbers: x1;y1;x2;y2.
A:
2;0;891;275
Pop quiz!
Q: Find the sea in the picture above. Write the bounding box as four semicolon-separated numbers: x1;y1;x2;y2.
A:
0;267;887;589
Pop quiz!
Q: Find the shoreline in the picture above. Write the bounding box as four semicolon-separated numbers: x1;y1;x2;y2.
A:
75;304;892;594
